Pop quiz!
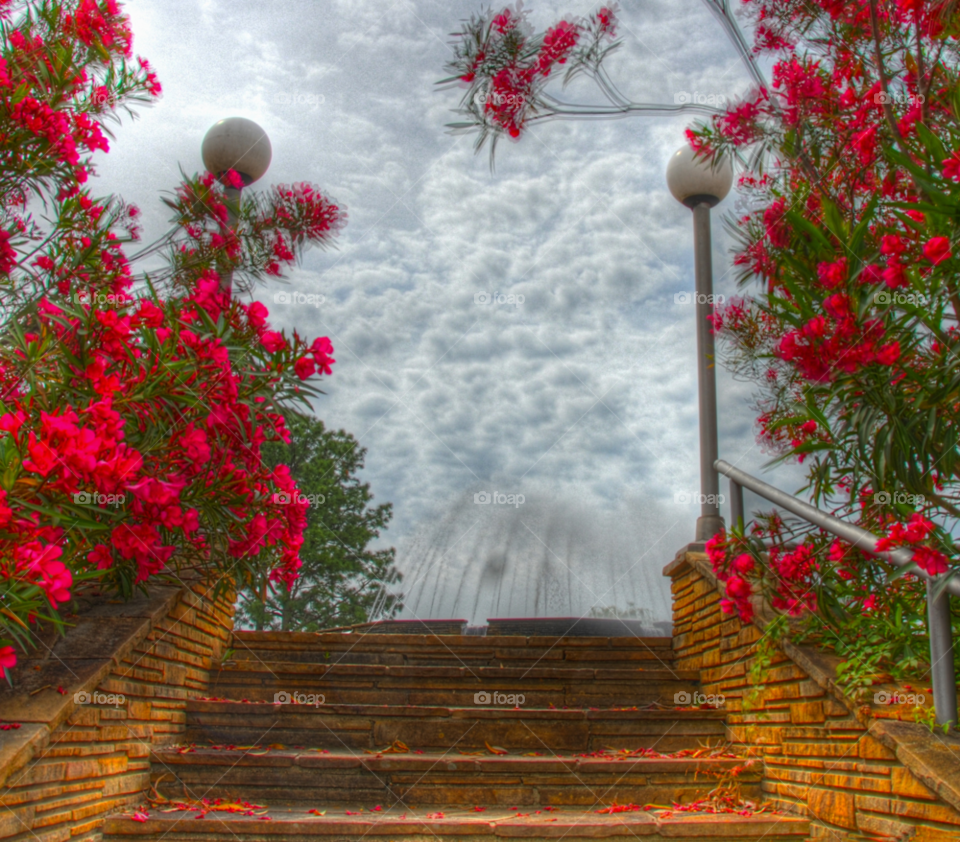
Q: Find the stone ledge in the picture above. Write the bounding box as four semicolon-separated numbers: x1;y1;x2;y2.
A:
0;586;185;790
0;724;49;792
872;719;960;815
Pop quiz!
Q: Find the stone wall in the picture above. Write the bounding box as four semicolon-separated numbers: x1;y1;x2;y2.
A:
666;545;960;842
0;578;234;842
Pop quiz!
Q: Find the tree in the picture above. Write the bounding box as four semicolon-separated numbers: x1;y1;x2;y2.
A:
236;413;401;632
0;0;344;673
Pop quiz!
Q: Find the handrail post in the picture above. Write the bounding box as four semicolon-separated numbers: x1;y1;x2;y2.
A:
729;479;744;534
926;578;957;729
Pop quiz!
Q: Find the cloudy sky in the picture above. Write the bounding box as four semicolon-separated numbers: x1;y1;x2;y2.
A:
93;0;807;621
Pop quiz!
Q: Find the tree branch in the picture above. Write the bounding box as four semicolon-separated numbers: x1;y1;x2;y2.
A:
702;0;768;90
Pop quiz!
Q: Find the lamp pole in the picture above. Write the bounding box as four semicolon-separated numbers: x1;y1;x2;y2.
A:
201;117;273;295
666;146;733;542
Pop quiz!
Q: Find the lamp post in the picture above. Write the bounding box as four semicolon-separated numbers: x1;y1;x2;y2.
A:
201;117;273;295
666;145;733;542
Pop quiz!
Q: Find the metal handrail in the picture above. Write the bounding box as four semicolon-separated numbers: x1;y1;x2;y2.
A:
715;458;959;728
716;460;960;597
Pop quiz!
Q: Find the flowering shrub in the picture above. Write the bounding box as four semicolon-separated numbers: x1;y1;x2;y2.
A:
686;0;960;662
0;1;345;673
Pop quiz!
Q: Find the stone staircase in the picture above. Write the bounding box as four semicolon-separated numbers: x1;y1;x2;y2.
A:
101;628;811;841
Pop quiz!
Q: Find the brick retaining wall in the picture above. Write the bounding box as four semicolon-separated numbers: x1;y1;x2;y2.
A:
666;545;960;841
0;578;234;842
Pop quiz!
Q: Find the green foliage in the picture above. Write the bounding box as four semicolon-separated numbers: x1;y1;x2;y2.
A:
799;591;930;702
912;703;951;736
832;636;900;703
235;413;401;631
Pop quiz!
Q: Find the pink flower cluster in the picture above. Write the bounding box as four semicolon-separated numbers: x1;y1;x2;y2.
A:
458;6;618;139
707;523;820;623
67;0;133;56
706;532;756;623
535;21;580;76
0;5;158;197
294;337;335;381
876;514;950;576
766;543;818;616
260;183;345;274
776;294;900;382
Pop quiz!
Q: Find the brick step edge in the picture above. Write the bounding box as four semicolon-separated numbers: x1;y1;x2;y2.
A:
152;748;757;774
185;701;726;719
225;651;677;660
231;632;675;648
214;665;693;681
103;809;811;839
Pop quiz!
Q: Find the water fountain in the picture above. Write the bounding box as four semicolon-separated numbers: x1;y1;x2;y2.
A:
383;488;690;637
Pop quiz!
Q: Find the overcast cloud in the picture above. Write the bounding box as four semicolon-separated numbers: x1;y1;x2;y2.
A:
92;0;807;621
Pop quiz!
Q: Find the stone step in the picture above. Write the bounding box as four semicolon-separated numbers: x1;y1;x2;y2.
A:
209;662;697;708
102;806;811;841
352;620;470;635
214;663;694;683
233;631;676;649
185;702;728;753
229;649;676;668
484;619;674;638
150;747;761;807
229;632;676;670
